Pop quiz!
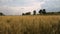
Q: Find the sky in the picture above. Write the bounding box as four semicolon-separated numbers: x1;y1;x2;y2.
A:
0;0;60;15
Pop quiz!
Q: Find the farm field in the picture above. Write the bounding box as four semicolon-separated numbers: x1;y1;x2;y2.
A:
0;15;60;34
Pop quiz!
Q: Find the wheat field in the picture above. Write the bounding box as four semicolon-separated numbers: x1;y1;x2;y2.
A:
0;15;60;34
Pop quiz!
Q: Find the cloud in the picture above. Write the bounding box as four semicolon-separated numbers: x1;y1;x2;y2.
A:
0;6;22;15
0;0;13;3
0;0;44;15
0;4;42;15
0;0;60;15
41;0;60;12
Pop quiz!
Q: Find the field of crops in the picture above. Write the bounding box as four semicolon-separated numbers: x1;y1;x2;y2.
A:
0;15;60;34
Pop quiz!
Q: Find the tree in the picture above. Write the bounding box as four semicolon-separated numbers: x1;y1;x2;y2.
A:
25;12;31;15
22;13;25;15
42;9;46;14
0;13;5;16
33;10;36;15
39;9;43;14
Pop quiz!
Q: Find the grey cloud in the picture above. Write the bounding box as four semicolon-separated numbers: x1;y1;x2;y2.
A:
0;6;22;15
41;0;60;12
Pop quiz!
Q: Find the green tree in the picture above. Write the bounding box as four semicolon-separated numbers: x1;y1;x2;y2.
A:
39;9;43;14
33;10;36;15
42;9;46;14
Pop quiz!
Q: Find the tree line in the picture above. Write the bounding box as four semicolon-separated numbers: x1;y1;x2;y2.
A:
0;9;46;16
0;9;60;16
22;9;60;15
22;9;46;15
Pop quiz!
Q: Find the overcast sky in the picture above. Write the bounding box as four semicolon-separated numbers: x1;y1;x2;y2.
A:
0;0;60;15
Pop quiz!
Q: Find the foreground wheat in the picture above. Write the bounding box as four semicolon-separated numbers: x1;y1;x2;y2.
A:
0;15;60;34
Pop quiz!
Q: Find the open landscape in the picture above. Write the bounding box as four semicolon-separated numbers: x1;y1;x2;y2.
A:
0;15;60;34
0;0;60;34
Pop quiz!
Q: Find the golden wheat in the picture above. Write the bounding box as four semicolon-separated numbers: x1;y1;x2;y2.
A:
0;15;60;34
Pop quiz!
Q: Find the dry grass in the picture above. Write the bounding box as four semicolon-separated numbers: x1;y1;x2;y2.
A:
0;15;60;34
